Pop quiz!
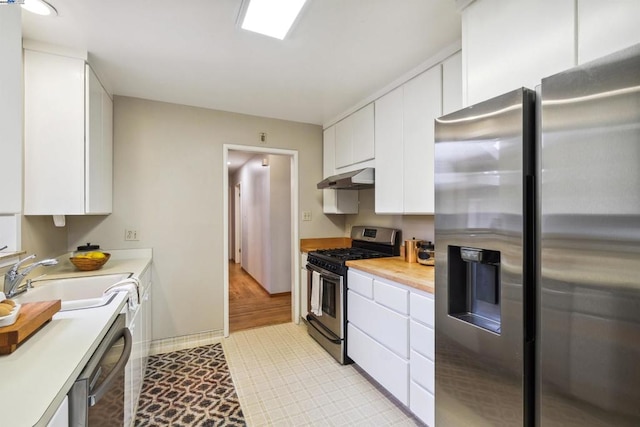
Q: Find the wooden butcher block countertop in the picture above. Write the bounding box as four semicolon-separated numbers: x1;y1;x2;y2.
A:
346;257;434;294
300;237;352;253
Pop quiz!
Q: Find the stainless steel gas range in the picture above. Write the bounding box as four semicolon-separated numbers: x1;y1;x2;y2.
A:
306;226;401;364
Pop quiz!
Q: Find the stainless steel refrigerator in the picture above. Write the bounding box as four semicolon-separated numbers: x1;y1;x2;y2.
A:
434;43;640;426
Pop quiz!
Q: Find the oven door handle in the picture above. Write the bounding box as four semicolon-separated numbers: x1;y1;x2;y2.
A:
306;264;342;281
88;327;133;407
306;314;342;344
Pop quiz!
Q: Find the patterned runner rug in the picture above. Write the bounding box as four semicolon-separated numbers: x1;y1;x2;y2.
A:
135;343;246;426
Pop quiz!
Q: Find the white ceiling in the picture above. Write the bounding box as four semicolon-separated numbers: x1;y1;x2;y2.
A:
21;0;461;125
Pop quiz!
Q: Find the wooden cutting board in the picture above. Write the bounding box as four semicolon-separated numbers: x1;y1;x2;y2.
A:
0;300;61;355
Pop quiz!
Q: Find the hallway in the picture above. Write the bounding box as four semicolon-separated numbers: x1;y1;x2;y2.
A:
229;261;292;332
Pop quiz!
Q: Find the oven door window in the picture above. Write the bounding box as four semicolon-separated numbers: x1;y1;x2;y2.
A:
322;278;337;318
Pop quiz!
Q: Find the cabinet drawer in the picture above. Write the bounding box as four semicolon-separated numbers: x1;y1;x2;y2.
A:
348;323;409;405
410;380;435;427
348;269;373;298
348;290;409;358
410;292;434;327
374;279;409;314
410;350;434;393
410;320;434;361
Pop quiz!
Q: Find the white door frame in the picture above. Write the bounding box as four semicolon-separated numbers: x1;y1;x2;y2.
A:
222;144;300;337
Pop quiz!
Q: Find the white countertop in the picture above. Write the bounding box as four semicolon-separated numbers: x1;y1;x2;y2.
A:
0;249;152;426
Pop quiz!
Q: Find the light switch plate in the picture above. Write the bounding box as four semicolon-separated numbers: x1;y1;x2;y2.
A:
302;211;312;221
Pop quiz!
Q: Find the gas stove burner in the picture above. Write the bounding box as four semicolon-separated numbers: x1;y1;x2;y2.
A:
313;247;389;261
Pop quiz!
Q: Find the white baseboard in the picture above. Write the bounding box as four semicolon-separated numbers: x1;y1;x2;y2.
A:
150;329;224;355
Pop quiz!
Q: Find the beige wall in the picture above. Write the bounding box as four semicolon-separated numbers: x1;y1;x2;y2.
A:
21;216;68;259
345;188;435;245
66;96;342;340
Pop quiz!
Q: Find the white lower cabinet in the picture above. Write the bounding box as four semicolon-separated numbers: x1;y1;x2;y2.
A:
46;396;68;427
125;268;152;427
348;323;409;405
300;252;308;322
347;268;435;425
409;288;435;426
410;381;435;427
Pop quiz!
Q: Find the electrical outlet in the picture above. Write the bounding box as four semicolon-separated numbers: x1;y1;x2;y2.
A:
302;211;312;221
125;229;139;241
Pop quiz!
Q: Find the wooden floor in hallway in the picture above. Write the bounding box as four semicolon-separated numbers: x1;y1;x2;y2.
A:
229;261;292;332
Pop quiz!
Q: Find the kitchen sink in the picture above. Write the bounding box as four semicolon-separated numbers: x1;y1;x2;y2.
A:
14;273;133;311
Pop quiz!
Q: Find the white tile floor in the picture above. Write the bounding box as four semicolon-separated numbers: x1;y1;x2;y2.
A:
222;322;423;426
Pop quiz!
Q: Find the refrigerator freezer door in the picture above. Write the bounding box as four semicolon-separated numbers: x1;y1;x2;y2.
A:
434;88;536;426
540;44;640;425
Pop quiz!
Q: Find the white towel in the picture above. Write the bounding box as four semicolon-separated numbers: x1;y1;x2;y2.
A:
310;271;323;316
104;277;141;311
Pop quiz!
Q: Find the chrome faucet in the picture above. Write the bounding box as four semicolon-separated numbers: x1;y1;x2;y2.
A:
4;254;58;298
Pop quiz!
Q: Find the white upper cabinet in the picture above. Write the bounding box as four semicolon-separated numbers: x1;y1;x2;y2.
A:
350;103;375;164
334;116;352;169
442;51;463;115
374;87;404;213
86;65;113;214
24;50;113;215
0;7;22;215
334;103;374;169
462;0;575;106
577;0;640;64
322;125;358;214
375;63;448;215
403;66;441;214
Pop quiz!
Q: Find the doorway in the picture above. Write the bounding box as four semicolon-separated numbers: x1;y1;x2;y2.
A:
222;145;300;337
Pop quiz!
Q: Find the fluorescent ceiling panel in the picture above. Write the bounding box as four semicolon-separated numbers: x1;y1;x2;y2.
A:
21;0;57;16
241;0;307;40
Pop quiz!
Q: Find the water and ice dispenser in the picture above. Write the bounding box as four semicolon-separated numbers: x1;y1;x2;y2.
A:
448;246;501;334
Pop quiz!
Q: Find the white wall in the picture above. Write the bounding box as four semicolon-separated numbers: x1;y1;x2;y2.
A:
67;96;337;340
238;155;270;287
268;154;292;294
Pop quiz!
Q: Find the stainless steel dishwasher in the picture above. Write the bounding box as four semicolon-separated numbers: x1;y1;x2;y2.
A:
68;313;132;426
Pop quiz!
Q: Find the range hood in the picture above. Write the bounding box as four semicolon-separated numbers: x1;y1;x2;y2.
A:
317;168;374;190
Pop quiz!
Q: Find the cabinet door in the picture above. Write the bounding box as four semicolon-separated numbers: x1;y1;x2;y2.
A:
85;65;113;214
334;117;353;169
442;51;463;115
577;0;640;64
374;87;404;213
127;306;144;427
300;253;308;321
348;290;409;358
348;323;409;405
403;66;442;214
323;126;336;178
46;396;69;427
24;50;85;215
323;126;359;214
462;0;575;106
410;381;435;427
0;8;22;214
351;103;375;164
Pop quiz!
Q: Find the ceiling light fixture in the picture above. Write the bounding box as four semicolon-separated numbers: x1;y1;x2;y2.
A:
21;0;57;16
238;0;307;40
